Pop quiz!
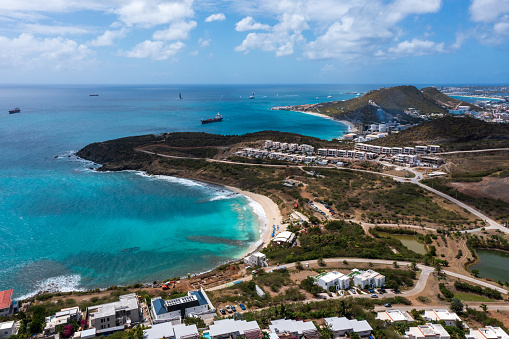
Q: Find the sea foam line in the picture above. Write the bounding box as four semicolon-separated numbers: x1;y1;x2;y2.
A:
18;274;84;300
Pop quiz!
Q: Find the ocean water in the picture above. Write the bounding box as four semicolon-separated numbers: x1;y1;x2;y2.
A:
0;84;362;298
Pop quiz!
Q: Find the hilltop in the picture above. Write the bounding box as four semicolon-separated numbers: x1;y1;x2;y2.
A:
370;116;509;150
273;85;455;123
421;87;482;111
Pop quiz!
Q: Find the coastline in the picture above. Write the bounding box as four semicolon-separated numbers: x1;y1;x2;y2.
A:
225;185;283;256
290;110;358;133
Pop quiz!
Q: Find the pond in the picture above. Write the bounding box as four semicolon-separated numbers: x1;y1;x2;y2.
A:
381;233;428;255
472;249;509;282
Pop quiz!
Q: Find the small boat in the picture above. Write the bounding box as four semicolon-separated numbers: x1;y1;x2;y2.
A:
249;91;255;99
89;94;99;96
9;107;20;114
201;112;223;124
327;95;332;98
179;93;182;99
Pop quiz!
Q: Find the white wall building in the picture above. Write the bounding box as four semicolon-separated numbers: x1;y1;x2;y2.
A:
244;252;268;267
209;319;262;339
273;232;296;245
424;309;462;327
324;317;373;338
352;269;385;288
44;307;82;335
144;322;199;339
269;319;319;339
376;310;414;323
151;288;215;325
467;326;509;339
88;293;141;334
314;271;350;291
0;321;17;339
406;324;450;339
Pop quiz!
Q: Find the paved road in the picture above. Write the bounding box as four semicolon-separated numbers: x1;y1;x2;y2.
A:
374;303;509;312
206;258;508;295
438;148;509;155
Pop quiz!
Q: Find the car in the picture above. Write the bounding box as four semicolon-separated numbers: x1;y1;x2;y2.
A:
370;294;378;298
225;305;232;313
231;305;236;312
239;303;246;310
384;303;392;307
220;309;226;315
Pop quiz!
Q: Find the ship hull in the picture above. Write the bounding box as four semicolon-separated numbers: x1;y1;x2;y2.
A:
201;118;223;124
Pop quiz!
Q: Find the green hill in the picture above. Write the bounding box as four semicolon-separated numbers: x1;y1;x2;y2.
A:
371;116;509;150
421;87;482;111
286;85;449;124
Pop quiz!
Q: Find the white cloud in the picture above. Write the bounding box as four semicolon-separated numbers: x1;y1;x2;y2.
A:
123;40;185;60
89;28;128;46
320;64;336;72
469;0;509;22
385;38;446;57
204;13;225;22
0;33;93;69
0;0;108;13
23;24;89;35
114;0;194;27
198;37;211;47
235;16;270;31
152;21;197;40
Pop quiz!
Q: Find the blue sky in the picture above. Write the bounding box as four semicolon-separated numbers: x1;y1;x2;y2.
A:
0;0;508;84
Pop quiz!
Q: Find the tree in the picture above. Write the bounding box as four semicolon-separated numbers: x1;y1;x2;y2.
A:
480;304;488;313
450;297;464;314
349;332;361;339
434;263;443;277
185;316;206;328
393;261;399;268
319;325;334;339
343;260;349;265
318;258;326;267
295;261;303;270
471;269;480;278
410;262;418;271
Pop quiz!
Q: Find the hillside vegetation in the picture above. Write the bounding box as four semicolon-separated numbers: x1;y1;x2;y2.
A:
288;85;449;123
421;87;481;110
371;116;509;150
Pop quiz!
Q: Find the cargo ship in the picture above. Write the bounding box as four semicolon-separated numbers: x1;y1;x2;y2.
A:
201;113;223;124
9;107;20;114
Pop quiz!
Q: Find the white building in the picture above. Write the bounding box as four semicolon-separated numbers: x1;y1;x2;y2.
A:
265;140;273;148
289;143;298;151
428;145;441;153
269;319;319;339
299;144;314;153
151;288;215;324
144;322;199;339
324;317;373;338
0;321;17;339
44;307;82;335
423;310;462;327
376;310;414;323
406;324;450;339
273;232;296;245
415;146;428;154
314;271;350;291
244;252;268;267
467;326;509;339
88;293;141;334
209;319;262;339
317;148;327;156
351;269;385;288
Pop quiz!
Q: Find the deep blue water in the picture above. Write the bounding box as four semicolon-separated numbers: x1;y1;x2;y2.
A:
0;84;363;298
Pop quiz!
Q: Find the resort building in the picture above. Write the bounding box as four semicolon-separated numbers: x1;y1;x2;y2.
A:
144;322;199;339
466;326;509;339
376;310;414;323
406;324;450;339
209;319;262;339
0;321;17;339
73;328;97;339
272;232;296;245
44;307;82;335
269;319;319;339
314;271;350;291
87;293;141;334
0;289;15;317
324;317;373;338
244;252;268;267
423;310;462;327
151;288;215;324
351;269;385;288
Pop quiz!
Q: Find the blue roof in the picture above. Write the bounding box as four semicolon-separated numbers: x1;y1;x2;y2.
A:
152;298;168;315
189;290;207;306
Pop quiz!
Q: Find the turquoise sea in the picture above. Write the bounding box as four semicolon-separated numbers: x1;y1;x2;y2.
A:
0;84;366;298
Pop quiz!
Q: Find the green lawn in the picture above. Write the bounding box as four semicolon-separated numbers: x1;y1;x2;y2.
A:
454;292;496;302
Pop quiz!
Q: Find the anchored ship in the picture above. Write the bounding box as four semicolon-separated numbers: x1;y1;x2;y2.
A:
9;107;20;114
201;113;223;124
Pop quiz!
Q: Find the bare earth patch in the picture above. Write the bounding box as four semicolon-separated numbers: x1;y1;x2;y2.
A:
450;177;509;203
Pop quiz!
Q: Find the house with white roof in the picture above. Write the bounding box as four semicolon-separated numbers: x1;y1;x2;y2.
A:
351;269;385;288
209;319;262;339
314;271;350;291
423;309;462;327
0;321;17;339
151;288;215;324
273;232;296;245
467;326;509;339
244;252;268;267
44;307;82;335
406;323;450;339
144;322;199;339
324;317;373;338
88;293;141;334
73;328;96;339
376;309;414;323
269;319;319;339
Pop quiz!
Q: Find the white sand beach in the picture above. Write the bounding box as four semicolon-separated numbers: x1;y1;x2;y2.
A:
290;110;358;133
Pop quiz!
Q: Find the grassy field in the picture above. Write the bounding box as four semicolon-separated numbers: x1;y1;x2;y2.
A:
454;292;496;302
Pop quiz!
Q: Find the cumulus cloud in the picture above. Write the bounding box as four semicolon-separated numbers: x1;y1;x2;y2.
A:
114;0;194;27
152;21;197;40
89;28;128;46
204;13;225;22
469;0;509;22
235;16;270;31
198;37;211;47
123;40;185;60
23;24;89;35
469;0;509;44
384;39;446;57
234;0;445;60
0;33;93;69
